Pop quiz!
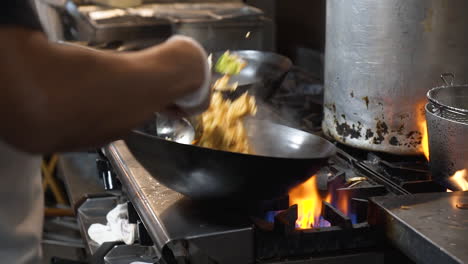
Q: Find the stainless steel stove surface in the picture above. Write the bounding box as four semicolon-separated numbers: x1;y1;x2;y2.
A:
370;192;468;264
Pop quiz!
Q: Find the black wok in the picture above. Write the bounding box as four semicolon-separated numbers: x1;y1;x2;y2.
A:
125;119;336;202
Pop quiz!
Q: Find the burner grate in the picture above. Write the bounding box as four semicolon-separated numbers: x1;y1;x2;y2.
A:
254;201;378;262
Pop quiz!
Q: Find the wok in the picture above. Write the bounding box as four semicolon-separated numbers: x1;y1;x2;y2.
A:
125;119;336;201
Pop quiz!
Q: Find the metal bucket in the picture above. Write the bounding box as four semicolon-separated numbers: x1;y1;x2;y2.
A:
425;78;468;190
323;0;468;155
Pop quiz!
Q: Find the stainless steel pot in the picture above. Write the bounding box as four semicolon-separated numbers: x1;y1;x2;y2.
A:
426;83;468;190
322;0;468;154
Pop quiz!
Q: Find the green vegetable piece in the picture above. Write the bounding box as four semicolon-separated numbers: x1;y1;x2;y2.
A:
215;51;245;75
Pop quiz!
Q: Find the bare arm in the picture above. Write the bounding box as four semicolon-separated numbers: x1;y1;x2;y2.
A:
0;27;206;153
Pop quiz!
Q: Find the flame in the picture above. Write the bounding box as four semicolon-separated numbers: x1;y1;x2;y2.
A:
289;176;331;229
337;191;350;216
420;120;430;161
447;169;468;191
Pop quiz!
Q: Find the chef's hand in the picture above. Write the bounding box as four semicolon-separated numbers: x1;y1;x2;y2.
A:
129;35;211;116
168;36;211;116
136;35;211;117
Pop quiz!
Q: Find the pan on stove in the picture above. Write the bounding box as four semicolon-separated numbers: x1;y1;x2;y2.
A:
125;49;333;202
125;118;336;202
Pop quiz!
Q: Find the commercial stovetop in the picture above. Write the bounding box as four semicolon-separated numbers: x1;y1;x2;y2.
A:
104;138;467;264
88;68;467;264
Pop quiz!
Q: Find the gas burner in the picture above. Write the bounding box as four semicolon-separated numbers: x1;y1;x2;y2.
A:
254;202;377;262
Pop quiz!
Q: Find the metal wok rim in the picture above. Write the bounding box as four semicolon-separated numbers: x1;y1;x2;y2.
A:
131;122;336;160
214;50;293;66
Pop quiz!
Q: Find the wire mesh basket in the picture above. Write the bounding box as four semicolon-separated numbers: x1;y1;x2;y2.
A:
427;73;468;124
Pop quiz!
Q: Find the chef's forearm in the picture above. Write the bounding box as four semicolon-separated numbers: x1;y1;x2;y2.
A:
0;27;203;153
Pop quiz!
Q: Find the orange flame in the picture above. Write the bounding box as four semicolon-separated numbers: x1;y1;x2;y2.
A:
447;169;468;191
337;191;350;216
289;176;331;229
420;120;430;161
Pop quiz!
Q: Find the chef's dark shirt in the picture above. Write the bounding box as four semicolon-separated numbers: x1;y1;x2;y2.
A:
0;0;42;30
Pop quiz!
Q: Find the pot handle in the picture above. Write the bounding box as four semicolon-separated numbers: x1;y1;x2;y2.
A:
440;72;455;86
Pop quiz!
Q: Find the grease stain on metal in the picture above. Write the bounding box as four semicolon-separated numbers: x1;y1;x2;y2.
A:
334;116;363;140
373;120;389;144
377;102;384;111
397;124;405;135
365;129;374;140
389;136;400;146
398;113;410;121
404;131;423;148
362;96;370;109
324;103;336;113
327;107;424;151
373;134;384;144
391;124;405;135
377;120;389;134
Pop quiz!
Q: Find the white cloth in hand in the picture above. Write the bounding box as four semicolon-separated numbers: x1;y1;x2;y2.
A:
88;203;136;245
169;35;212;116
